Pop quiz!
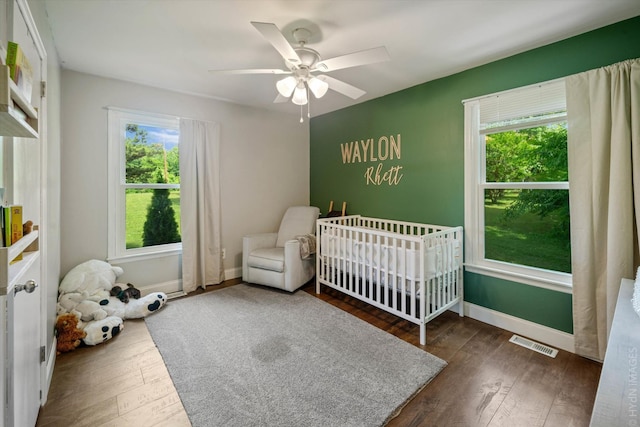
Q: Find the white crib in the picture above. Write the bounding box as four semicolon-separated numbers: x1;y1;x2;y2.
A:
316;215;464;345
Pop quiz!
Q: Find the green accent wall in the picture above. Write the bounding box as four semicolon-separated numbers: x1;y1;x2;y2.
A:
309;16;640;334
465;272;573;332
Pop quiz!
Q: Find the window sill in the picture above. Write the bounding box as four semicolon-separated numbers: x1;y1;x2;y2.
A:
108;246;182;264
464;263;572;294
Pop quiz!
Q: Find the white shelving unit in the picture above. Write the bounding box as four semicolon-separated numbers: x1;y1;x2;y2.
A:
0;227;39;295
0;61;40;298
0;65;38;138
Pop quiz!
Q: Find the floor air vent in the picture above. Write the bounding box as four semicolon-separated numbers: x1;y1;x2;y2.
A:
509;334;558;358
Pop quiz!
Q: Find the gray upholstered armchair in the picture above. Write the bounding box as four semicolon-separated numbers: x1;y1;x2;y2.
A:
242;206;320;292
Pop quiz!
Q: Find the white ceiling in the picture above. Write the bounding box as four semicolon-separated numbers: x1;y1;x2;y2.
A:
42;0;640;118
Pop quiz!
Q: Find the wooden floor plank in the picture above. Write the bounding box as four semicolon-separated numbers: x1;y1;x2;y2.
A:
116;377;178;415
37;395;120;427
543;354;601;427
488;350;571;427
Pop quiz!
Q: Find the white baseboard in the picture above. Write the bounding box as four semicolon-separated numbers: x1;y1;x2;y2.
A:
225;267;242;280
464;302;575;354
138;279;182;296
137;270;242;298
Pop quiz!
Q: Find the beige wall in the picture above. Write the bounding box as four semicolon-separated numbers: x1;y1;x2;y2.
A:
60;70;310;288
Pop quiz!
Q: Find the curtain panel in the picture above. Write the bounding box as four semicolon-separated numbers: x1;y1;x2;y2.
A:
566;58;640;360
179;119;224;293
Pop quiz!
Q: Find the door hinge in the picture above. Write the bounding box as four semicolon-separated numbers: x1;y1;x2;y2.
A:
41;80;46;98
40;345;46;363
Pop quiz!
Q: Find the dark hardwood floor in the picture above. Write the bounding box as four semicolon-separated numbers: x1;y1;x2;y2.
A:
36;279;601;427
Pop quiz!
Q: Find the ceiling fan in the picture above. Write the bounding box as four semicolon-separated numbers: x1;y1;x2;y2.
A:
210;21;390;120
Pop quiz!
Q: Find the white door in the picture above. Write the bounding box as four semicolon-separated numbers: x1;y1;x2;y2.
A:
7;258;41;427
5;0;45;425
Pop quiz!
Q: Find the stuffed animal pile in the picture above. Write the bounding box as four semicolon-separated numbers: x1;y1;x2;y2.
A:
56;259;167;353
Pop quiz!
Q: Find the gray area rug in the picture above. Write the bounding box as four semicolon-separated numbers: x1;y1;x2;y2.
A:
145;284;446;427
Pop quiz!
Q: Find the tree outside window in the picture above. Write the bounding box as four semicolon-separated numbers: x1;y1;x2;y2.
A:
124;124;181;249
483;124;570;273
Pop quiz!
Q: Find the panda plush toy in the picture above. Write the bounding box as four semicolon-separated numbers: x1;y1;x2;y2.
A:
57;259;167;346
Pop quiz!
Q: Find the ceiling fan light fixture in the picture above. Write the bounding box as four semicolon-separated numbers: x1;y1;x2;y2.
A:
276;76;297;97
216;21;386;114
292;82;308;106
308;77;329;99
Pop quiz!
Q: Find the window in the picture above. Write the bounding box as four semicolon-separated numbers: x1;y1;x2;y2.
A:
108;108;181;261
463;79;571;290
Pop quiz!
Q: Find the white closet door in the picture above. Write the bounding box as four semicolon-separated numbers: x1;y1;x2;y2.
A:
7;258;41;427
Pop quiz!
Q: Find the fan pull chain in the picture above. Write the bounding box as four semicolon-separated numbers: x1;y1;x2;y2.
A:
307;85;311;120
298;84;314;124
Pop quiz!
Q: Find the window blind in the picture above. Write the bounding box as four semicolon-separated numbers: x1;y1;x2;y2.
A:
466;79;566;127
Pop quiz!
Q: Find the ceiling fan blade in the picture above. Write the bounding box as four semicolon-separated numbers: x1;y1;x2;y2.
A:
273;93;289;103
315;46;390;72
316;75;366;99
251;21;301;65
209;68;291;75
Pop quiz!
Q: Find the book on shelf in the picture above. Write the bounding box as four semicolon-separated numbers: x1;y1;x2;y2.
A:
2;206;10;248
6;41;33;102
0;205;26;257
10;205;23;262
11;205;23;244
0;207;5;247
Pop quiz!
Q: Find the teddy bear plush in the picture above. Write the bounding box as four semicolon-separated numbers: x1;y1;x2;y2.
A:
55;313;86;354
57;259;167;346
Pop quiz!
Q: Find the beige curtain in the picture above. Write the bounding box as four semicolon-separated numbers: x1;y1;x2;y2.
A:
179;119;224;293
566;58;640;360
